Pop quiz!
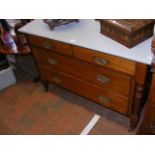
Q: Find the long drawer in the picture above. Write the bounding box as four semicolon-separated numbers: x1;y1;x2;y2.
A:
28;35;72;56
33;47;132;97
39;66;129;115
73;46;136;76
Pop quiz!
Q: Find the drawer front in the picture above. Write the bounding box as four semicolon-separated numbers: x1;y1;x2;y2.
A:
33;47;131;97
73;46;136;76
39;66;129;115
28;35;72;56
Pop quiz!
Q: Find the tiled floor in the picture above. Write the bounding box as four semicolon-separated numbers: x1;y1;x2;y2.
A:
0;81;95;134
0;55;137;134
89;118;134;135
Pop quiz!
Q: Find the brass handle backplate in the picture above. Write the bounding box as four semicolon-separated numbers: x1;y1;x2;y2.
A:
52;76;62;84
98;95;110;105
43;42;53;50
48;58;59;65
96;74;111;84
94;56;109;66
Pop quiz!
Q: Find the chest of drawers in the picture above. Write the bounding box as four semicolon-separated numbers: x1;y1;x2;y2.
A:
27;34;148;129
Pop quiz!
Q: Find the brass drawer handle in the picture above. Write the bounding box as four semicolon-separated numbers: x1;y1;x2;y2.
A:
96;74;111;83
48;58;59;65
52;76;62;84
98;95;111;104
43;42;53;50
93;56;109;66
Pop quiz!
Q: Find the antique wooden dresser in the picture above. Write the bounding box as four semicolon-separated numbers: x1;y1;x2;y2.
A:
19;20;154;129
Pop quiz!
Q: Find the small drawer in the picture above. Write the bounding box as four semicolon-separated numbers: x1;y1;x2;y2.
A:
28;35;72;56
33;47;132;97
39;66;129;115
73;46;136;76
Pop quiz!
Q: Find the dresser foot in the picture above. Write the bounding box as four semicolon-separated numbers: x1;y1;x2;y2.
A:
33;75;40;83
130;114;139;129
41;80;49;92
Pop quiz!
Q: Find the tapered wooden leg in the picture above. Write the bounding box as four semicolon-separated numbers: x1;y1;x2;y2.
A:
130;84;144;129
41;80;49;92
130;115;139;130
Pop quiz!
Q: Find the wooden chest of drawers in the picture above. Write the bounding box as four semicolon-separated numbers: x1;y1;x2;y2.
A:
27;34;148;129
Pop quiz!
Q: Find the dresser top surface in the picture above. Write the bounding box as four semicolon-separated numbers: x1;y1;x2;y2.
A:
19;19;154;65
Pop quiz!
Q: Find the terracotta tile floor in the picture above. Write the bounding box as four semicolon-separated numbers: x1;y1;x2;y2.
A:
0;81;96;134
89;117;134;135
0;55;137;134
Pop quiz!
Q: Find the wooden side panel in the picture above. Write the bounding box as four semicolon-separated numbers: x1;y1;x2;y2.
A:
130;63;148;129
135;63;148;85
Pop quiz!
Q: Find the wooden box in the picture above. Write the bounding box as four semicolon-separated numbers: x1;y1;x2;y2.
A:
99;19;155;48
